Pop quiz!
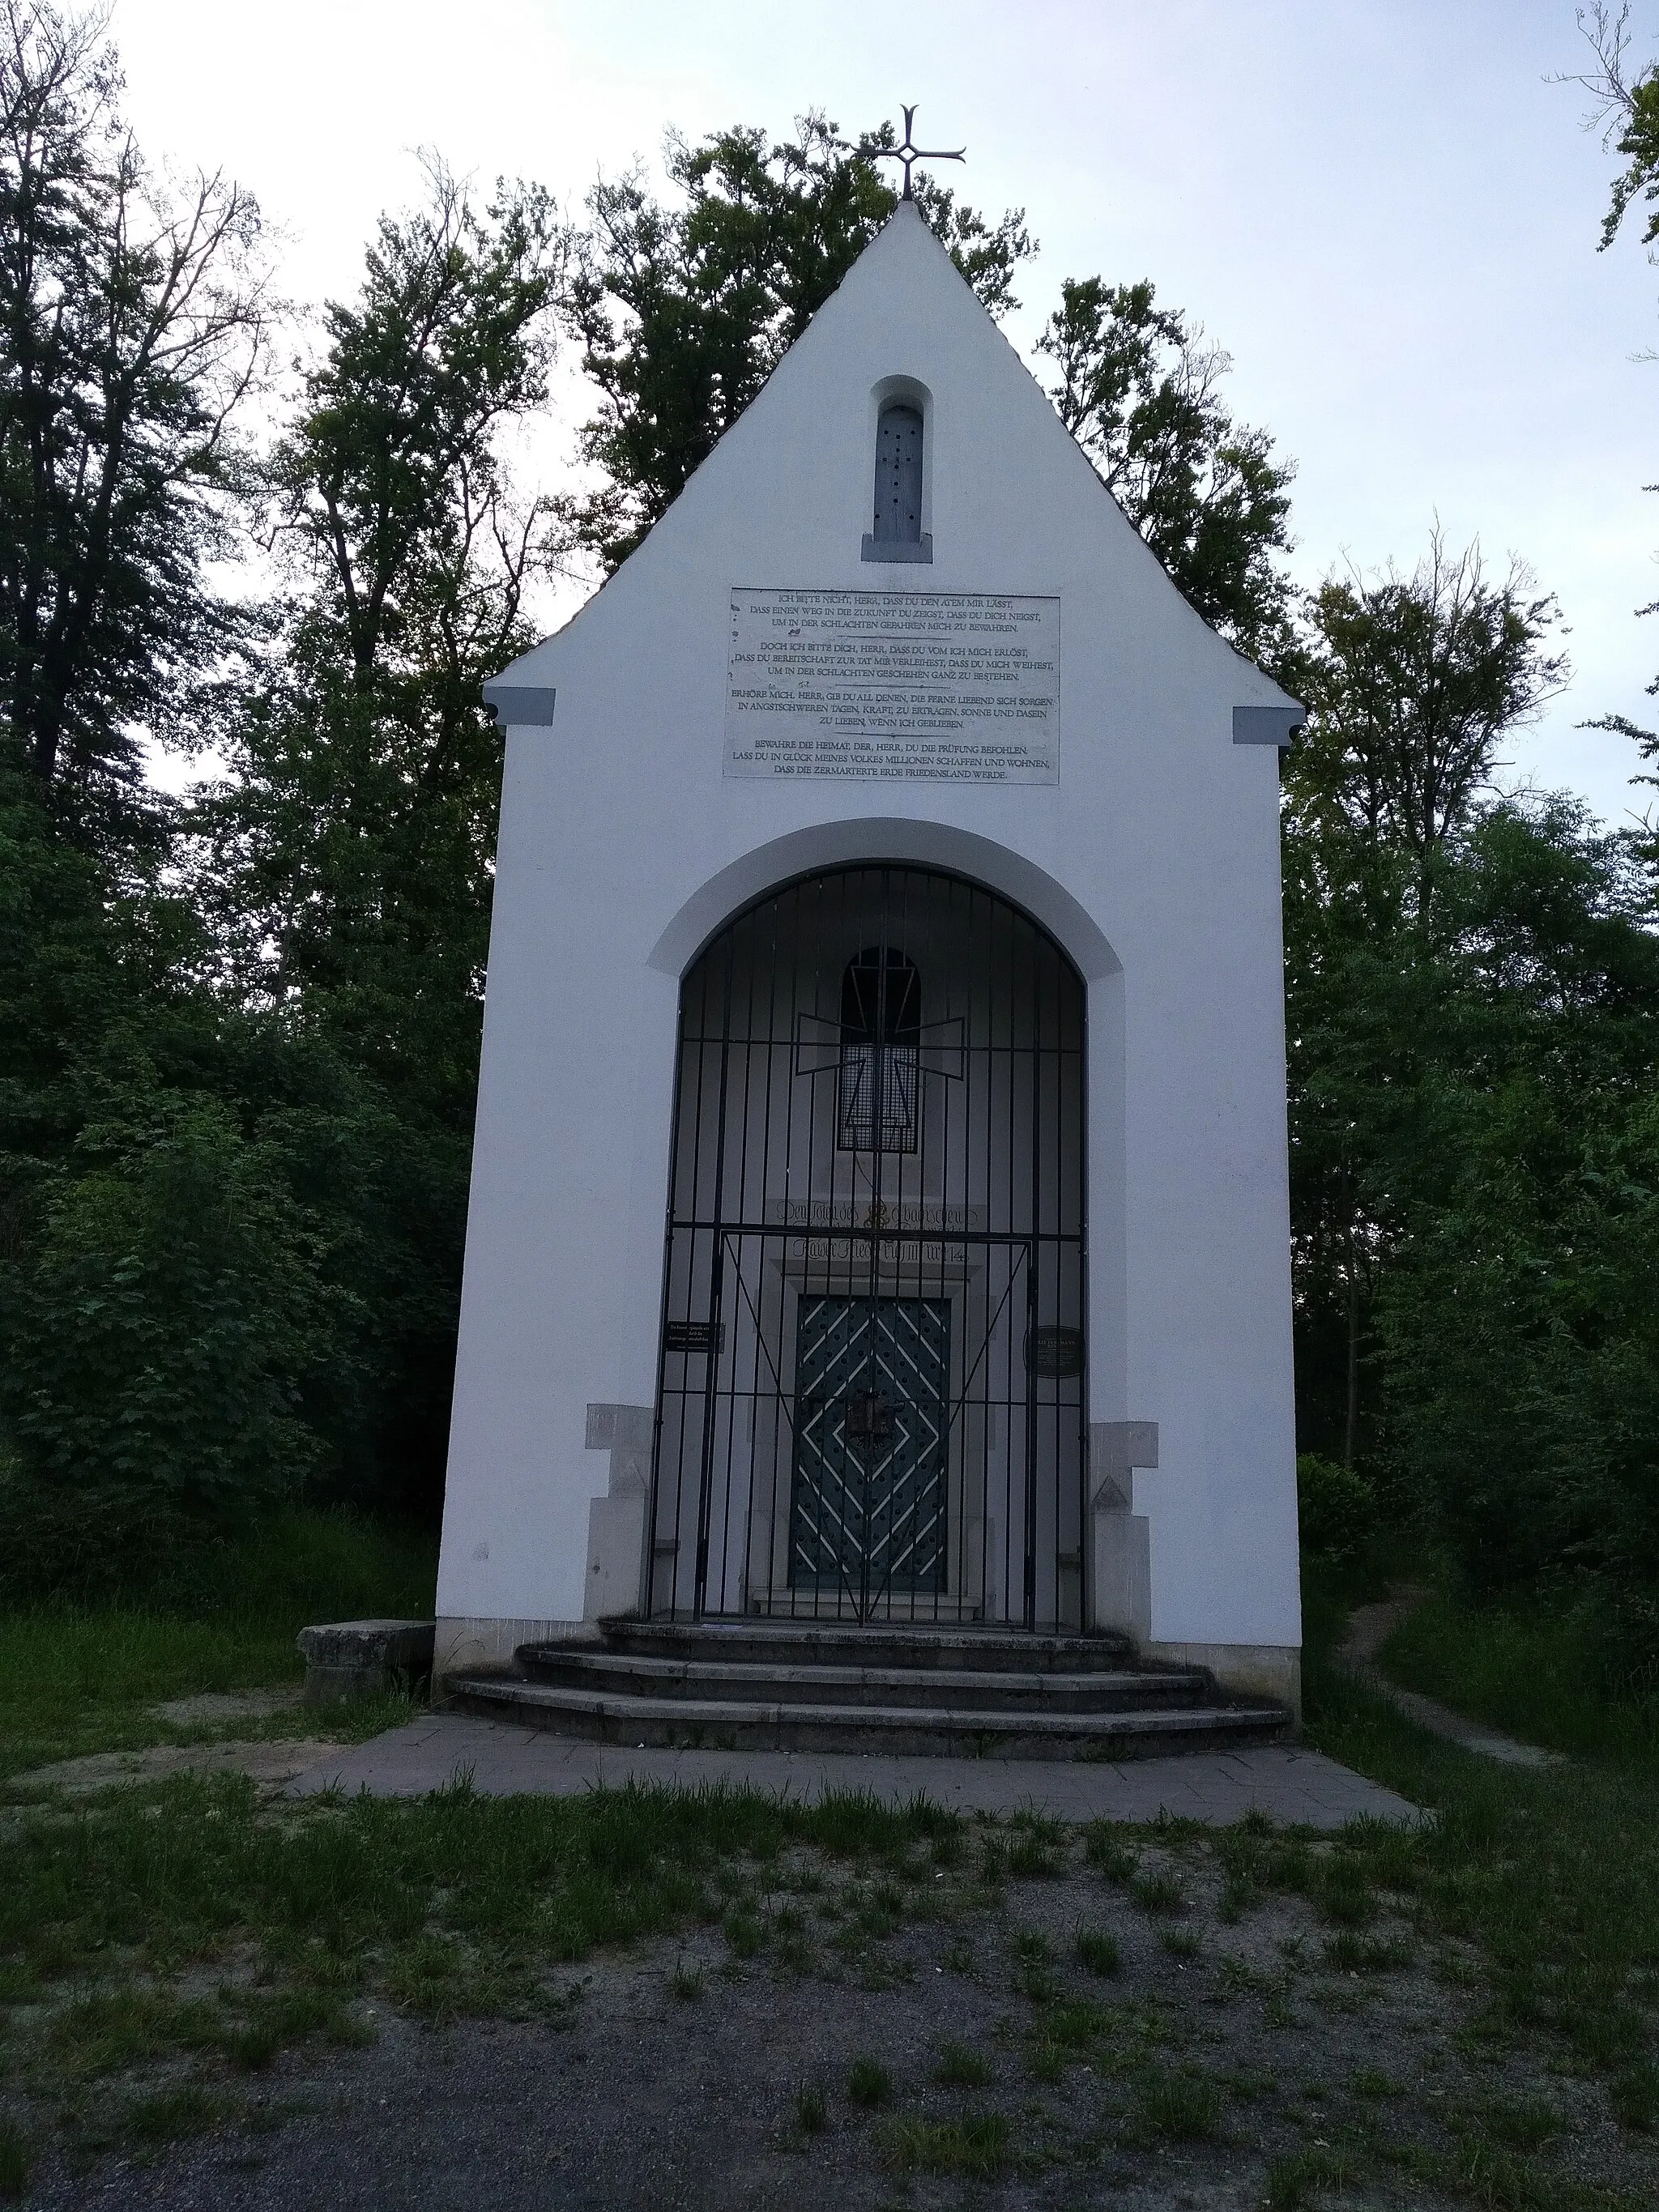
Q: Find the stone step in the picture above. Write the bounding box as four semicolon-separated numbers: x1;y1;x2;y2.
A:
446;1673;1291;1761
517;1646;1215;1715
601;1620;1141;1675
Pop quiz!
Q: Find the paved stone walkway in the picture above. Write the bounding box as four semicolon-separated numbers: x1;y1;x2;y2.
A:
1337;1591;1566;1770
284;1713;1422;1828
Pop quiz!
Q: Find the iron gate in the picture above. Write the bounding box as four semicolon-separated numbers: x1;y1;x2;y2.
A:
647;865;1088;1630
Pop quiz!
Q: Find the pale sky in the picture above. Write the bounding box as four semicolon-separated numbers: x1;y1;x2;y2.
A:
113;0;1659;827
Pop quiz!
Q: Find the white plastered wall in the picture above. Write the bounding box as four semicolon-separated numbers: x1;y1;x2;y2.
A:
434;204;1301;1694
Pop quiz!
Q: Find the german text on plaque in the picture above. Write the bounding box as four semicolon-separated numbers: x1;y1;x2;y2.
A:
723;588;1060;783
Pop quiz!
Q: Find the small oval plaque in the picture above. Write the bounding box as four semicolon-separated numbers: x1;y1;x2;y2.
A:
1025;1326;1085;1379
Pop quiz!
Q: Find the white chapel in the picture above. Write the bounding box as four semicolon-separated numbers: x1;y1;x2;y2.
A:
432;198;1306;1739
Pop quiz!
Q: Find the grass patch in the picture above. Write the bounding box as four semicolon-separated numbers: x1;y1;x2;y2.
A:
847;2054;893;2108
933;2039;992;2087
1043;1997;1111;2048
1610;2064;1659;2132
0;2122;31;2199
1294;1558;1659;2091
1075;1925;1120;1975
1265;2144;1352;2208
883;2110;1010;2177
1467;2091;1565;2150
1132;2065;1222;2140
1322;1932;1410;1973
1350;2067;1405;2099
1380;1584;1659;1761
795;2082;827;2134
0;1772;959;2127
124;2083;229;2147
0;1507;437;1783
1004;1810;1067;1877
723;1905;765;1959
1082;1826;1139;1881
1129;1868;1186;1915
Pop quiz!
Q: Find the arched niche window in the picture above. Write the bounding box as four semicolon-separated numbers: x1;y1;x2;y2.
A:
862;401;933;565
838;946;922;1151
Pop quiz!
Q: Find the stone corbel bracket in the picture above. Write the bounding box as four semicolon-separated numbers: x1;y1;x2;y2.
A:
583;1403;653;1620
1089;1420;1158;1643
1232;703;1303;748
482;680;557;726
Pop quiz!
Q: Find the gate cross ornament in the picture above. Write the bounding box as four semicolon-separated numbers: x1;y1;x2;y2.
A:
843;1387;897;1453
861;105;966;200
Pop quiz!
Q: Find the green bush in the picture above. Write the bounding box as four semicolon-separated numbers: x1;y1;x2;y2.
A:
1295;1453;1377;1561
0;1103;332;1588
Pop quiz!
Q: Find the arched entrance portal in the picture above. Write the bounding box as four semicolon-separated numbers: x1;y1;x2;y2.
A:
648;865;1088;1630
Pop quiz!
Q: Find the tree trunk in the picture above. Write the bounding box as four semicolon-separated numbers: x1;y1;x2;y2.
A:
1343;1213;1361;1470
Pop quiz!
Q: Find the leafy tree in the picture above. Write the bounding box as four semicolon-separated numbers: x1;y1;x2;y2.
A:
198;161;562;1089
564;113;1034;568
0;731;338;1581
1034;277;1294;658
1368;800;1659;1641
1;1096;331;1584
1;155;565;1574
1570;2;1659;249
1567;6;1659;804
1288;535;1567;886
0;0;269;809
1281;536;1567;1467
177;164;566;1515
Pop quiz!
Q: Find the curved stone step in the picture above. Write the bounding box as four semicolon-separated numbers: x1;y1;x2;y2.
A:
603;1620;1142;1675
446;1673;1291;1761
516;1646;1214;1715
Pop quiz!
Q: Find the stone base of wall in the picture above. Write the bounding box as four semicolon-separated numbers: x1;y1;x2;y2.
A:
433;1615;595;1688
1145;1640;1302;1720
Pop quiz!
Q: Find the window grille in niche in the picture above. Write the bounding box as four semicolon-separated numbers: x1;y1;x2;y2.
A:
863;402;932;564
838;946;921;1152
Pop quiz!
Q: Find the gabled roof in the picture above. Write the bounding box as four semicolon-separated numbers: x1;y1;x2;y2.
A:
489;199;1300;731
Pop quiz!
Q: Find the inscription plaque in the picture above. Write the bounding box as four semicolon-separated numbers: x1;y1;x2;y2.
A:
664;1320;725;1356
1024;1325;1085;1379
724;587;1060;782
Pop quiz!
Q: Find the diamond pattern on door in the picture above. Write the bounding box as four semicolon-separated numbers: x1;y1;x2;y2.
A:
790;1295;950;1605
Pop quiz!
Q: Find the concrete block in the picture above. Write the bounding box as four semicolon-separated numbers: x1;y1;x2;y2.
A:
433;1615;591;1684
1090;1421;1158;1511
1091;1512;1151;1642
585;1490;649;1621
585;1402;655;1453
296;1619;434;1704
1146;1640;1303;1718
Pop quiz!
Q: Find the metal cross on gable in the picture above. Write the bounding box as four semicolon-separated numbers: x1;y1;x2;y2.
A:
860;104;966;200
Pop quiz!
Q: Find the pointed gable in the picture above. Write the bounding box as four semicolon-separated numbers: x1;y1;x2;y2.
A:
489;201;1300;750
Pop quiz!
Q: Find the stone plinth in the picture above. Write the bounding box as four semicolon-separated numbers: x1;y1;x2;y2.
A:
297;1619;435;1704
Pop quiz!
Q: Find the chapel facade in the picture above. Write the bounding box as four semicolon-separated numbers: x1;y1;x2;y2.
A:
433;202;1305;1710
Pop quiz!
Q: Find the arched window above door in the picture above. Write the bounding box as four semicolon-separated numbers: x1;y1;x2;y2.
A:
863;399;933;565
838;946;921;1152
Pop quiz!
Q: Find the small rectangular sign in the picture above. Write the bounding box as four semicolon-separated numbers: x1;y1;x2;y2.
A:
724;588;1060;783
664;1319;725;1356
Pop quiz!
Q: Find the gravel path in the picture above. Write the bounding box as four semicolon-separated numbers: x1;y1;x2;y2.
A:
19;1838;1655;2211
